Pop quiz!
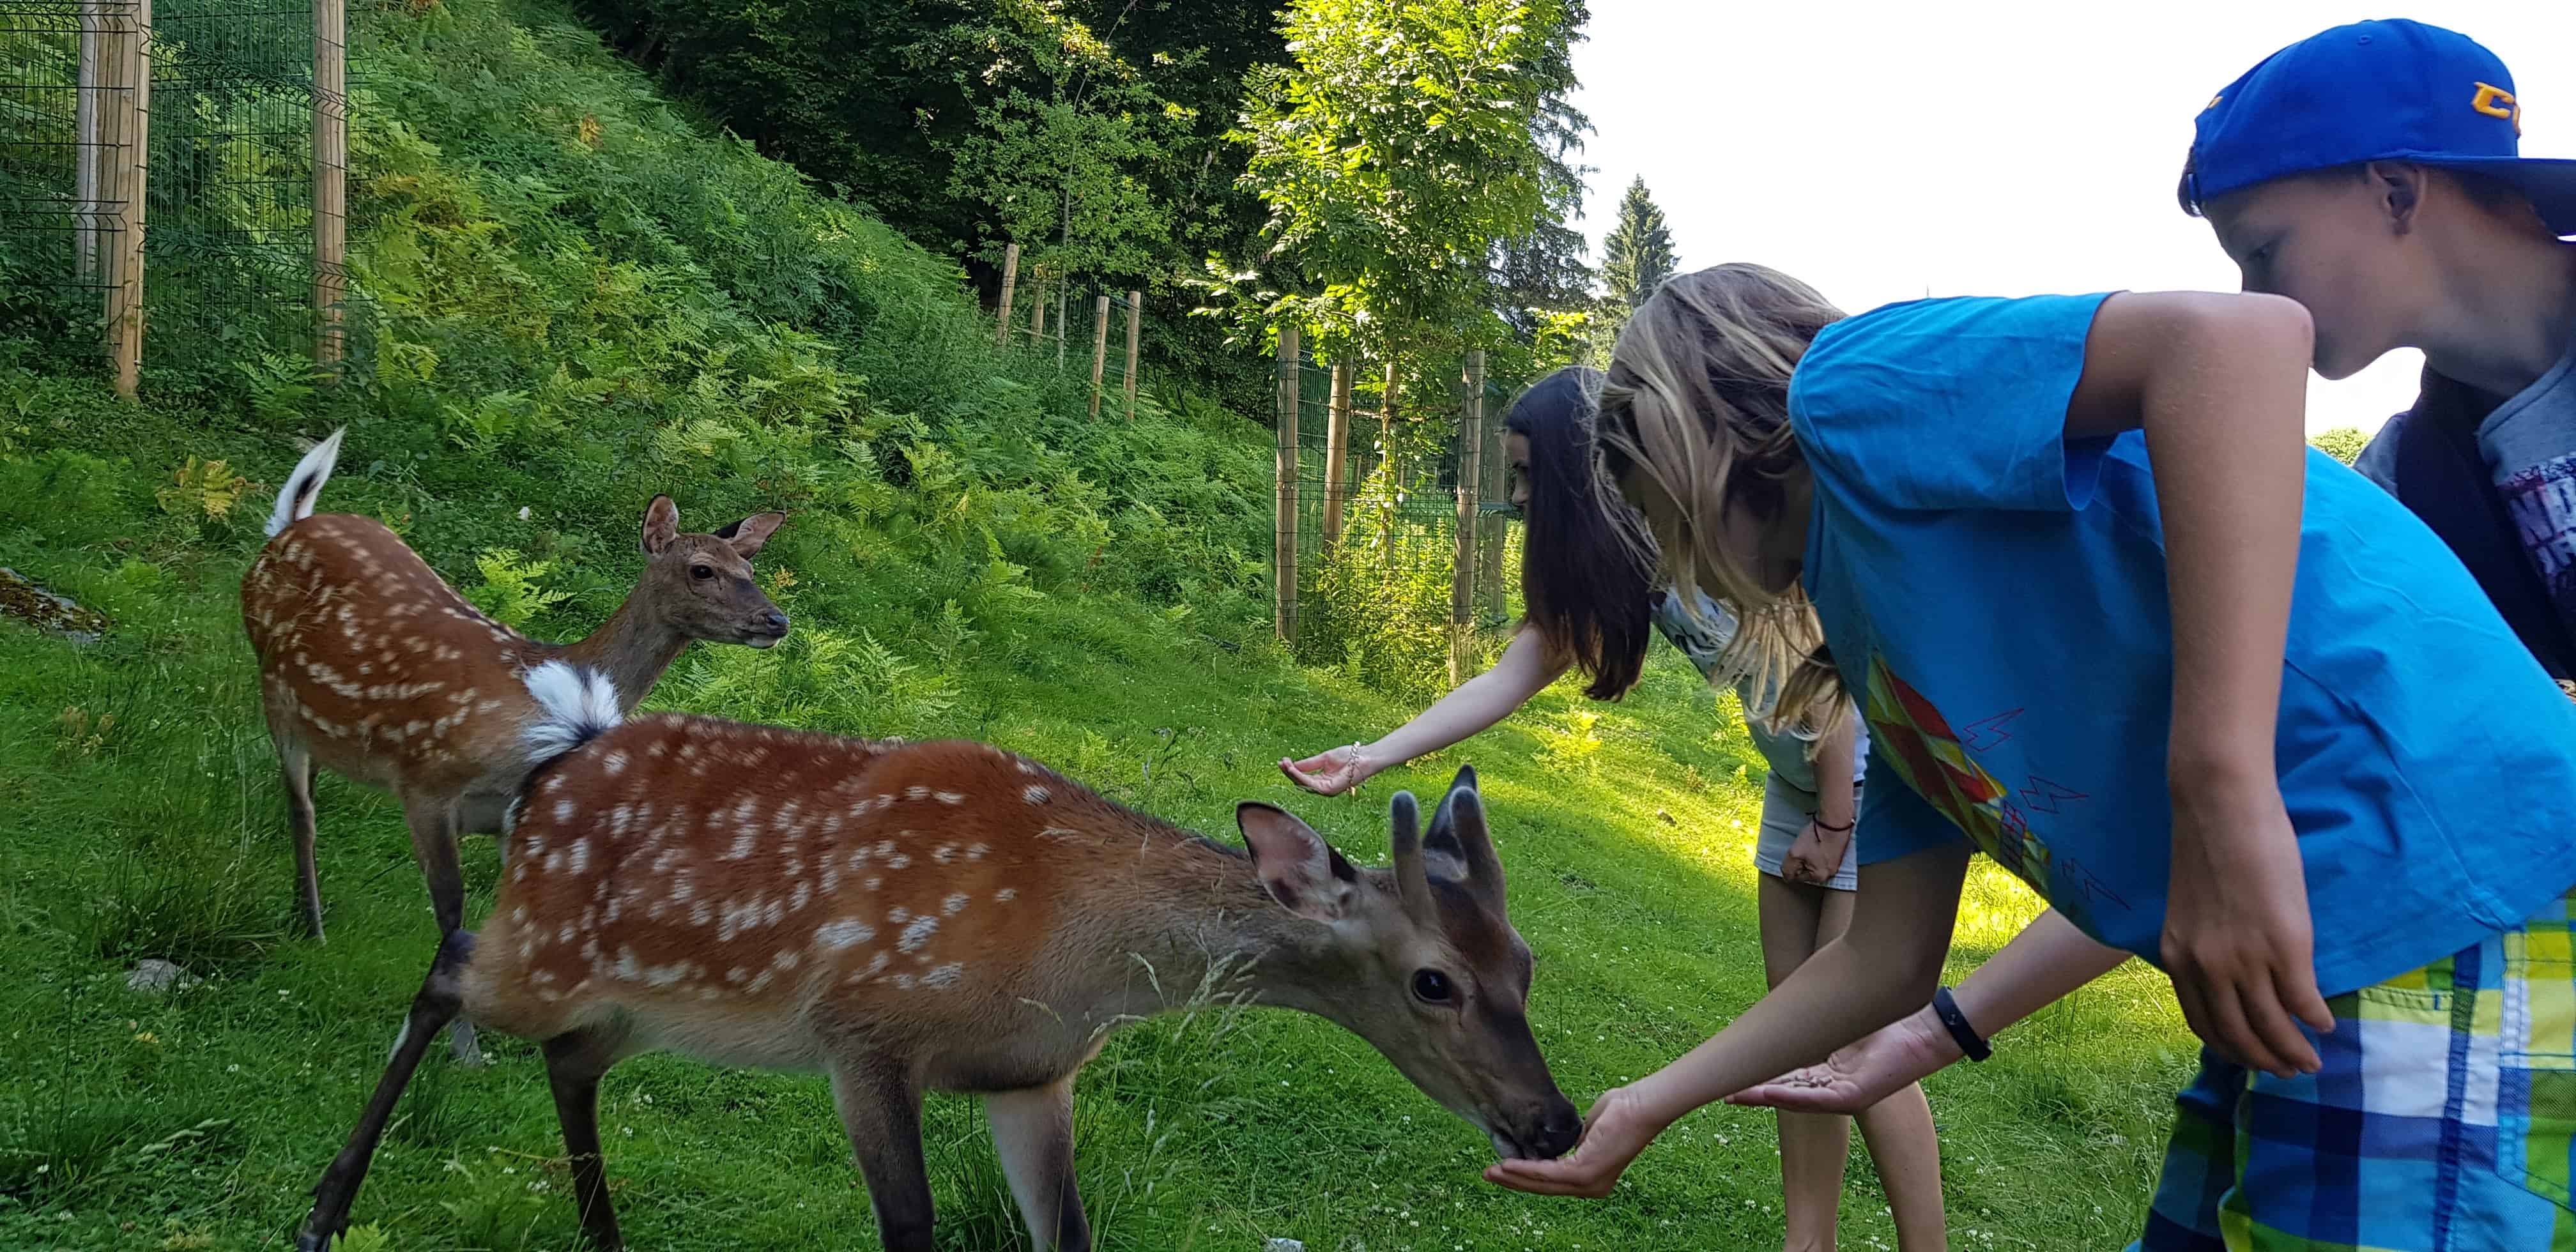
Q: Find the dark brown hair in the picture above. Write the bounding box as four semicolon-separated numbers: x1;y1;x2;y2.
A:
1503;367;1657;700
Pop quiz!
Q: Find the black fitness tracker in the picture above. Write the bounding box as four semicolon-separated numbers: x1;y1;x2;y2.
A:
1932;986;1991;1062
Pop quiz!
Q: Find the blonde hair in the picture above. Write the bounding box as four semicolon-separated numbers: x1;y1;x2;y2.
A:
1593;263;1849;738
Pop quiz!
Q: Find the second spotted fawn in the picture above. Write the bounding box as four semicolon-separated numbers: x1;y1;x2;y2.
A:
242;431;788;1063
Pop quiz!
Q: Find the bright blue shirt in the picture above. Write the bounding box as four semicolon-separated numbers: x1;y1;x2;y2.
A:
1789;291;2576;996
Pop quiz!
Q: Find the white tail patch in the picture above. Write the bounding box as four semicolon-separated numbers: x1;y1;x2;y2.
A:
264;427;347;538
521;660;624;763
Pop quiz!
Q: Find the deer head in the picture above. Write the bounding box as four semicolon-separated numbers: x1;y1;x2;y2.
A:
636;496;790;648
1235;765;1581;1161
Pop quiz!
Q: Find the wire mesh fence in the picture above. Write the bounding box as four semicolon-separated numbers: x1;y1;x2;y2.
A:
993;262;1144;418
1277;344;1528;698
1;0;353;390
1;0;150;377
144;0;332;369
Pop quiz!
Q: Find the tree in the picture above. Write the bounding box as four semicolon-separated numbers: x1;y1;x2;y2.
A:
1597;175;1675;313
939;3;1180;280
2310;425;2370;465
1204;0;1587;376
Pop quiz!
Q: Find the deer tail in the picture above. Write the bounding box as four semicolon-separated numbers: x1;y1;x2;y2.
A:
264;427;347;538
518;660;624;770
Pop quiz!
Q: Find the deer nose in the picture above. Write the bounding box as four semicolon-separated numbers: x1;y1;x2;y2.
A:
763;611;790;635
1529;1101;1584;1160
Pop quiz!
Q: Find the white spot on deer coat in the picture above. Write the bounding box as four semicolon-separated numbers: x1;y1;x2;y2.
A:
898;914;940;953
994;887;1018;903
1022;786;1050;805
815;919;875;951
935;791;965;805
602;751;628;775
923;963;965;990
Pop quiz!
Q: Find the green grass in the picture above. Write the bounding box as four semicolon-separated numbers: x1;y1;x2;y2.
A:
0;402;2192;1251
0;0;2192;1241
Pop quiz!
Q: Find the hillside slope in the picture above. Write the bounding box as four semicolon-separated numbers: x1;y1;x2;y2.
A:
0;0;2187;1245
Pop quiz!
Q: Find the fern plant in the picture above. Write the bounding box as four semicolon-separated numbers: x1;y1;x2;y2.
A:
155;457;252;523
461;548;570;629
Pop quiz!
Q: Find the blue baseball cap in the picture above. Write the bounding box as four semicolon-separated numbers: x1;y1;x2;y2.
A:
2181;19;2576;236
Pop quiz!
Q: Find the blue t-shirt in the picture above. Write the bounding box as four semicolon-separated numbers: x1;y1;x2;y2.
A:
1790;291;2576;996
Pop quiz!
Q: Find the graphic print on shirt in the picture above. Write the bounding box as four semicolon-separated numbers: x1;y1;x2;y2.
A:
1861;653;2058;903
2501;451;2576;628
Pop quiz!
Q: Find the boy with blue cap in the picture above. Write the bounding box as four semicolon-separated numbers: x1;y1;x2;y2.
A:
1704;19;2576;1248
2182;18;2576;681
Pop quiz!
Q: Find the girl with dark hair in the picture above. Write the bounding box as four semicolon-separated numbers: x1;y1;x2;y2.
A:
1280;365;1947;1251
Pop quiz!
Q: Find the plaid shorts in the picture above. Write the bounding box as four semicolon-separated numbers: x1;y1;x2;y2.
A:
2133;891;2576;1251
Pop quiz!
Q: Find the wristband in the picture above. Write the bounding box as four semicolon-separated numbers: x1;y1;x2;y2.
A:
1931;986;1991;1062
1813;815;1854;833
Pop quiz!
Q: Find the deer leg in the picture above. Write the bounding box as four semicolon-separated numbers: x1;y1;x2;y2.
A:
401;798;485;1067
277;735;325;940
986;1076;1090;1252
827;1055;936;1252
296;929;474;1252
542;1025;632;1252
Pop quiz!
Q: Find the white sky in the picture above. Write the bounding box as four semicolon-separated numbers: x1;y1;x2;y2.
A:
1569;2;2573;435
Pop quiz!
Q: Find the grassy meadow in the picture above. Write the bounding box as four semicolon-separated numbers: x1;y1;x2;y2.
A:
0;0;2195;1246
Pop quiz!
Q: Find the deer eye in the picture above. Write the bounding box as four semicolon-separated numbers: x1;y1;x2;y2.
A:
1411;970;1453;1004
689;564;715;581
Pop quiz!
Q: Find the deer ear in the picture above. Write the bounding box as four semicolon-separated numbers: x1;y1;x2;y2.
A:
1419;789;1471;885
717;512;786;558
1238;802;1357;923
641;496;680;556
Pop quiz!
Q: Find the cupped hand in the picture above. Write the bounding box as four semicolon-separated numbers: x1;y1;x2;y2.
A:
1483;1086;1671;1199
1279;744;1372;796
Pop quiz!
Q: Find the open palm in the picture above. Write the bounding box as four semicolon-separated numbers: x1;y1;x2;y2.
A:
1725;1009;1957;1115
1280;745;1369;796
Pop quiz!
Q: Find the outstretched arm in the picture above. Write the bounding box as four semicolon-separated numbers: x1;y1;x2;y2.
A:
1728;909;2131;1113
1486;839;1972;1198
1281;625;1570;795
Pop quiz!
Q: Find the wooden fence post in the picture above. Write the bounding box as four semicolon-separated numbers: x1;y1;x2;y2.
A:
1379;360;1400;454
1322;363;1351;546
1055;284;1067;371
1274;326;1302;648
102;0;149;399
1029;272;1045;345
1088;293;1110;416
995;243;1019;347
74;1;103;279
314;0;348;369
1477;400;1508;618
1377;360;1401;571
1123;289;1141;419
1449;351;1484;687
